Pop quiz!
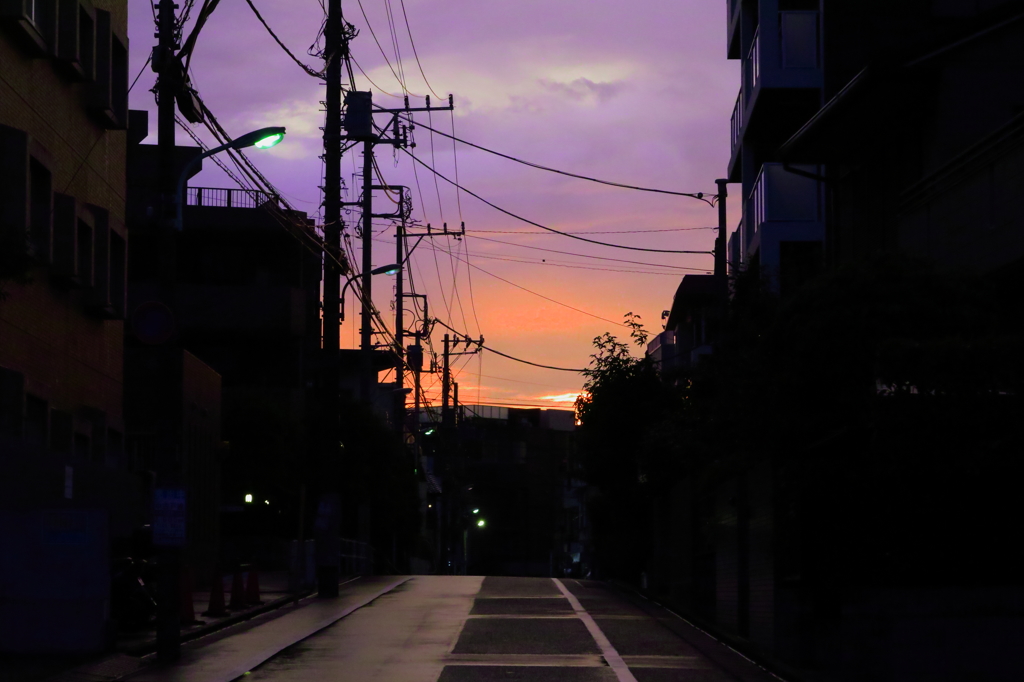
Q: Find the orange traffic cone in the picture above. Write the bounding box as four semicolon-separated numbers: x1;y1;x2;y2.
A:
246;566;263;606
179;566;204;625
229;567;247;609
203;570;229;617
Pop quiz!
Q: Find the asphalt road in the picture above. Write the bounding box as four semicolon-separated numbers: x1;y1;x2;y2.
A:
227;576;779;682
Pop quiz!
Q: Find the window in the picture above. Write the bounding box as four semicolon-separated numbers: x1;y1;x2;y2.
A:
0;0;56;55
0;368;25;439
73;431;91;461
0;125;30;256
53;196;95;289
25;393;49;450
50;409;73;456
87;9;125;128
86;205;109;313
56;0;94;81
52;193;78;283
76;217;92;288
106;428;124;469
29;157;52;263
109;230;126;319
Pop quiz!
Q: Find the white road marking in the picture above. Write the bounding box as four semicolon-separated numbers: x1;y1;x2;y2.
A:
553;578;639;682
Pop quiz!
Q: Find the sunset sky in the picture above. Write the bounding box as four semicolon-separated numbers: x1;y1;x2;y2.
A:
127;0;739;411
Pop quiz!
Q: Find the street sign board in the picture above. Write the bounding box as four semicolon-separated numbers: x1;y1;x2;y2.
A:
153;488;187;547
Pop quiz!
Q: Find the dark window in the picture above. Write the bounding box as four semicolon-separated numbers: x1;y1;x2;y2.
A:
109;230;126;318
56;0;94;81
50;409;73;456
29;157;52;262
52;193;78;283
0;125;30;254
76;218;93;287
0;0;55;55
107;428;124;469
87;9;127;128
77;5;93;79
73;431;91;461
87;207;109;313
111;33;128;126
25;393;48;450
0;368;25;439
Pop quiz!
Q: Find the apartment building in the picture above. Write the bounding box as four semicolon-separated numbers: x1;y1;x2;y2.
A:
0;0;136;653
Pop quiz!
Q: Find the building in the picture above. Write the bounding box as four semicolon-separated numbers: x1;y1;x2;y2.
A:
726;0;826;295
648;274;720;378
125;121;324;574
0;0;136;653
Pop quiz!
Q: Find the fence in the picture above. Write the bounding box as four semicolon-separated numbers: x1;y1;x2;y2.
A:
186;186;274;209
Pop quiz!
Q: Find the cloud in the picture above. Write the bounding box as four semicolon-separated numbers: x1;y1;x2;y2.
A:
539;77;627;105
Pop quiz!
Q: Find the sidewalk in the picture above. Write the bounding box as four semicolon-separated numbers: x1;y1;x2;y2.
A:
0;571;339;682
117;569;298;656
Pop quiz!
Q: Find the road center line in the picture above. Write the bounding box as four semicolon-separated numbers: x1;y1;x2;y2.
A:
553;578;638;682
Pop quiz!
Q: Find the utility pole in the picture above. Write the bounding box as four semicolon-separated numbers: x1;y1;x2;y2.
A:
715;179;729;330
153;0;180;663
312;0;350;600
442;333;452;429
341;95;454;405
715;179;728;288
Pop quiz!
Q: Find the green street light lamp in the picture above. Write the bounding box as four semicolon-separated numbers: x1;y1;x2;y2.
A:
175;126;287;230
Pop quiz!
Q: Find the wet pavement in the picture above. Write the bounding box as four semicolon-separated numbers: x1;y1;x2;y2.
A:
126;575;783;682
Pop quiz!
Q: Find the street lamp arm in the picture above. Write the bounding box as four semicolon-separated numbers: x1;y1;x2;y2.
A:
174;127;287;231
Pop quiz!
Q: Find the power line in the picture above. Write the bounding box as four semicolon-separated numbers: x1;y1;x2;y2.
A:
398;0;443;99
399;148;716;255
434;319;589;372
467;227;717;235
243;0;325;78
397;116;717;205
466;234;710;270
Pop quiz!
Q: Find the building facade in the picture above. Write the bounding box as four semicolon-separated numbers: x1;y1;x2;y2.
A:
0;0;137;653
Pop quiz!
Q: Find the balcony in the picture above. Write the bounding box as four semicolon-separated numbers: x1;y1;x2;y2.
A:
731;90;744;158
745;163;824;281
727;0;742;59
743;11;822;108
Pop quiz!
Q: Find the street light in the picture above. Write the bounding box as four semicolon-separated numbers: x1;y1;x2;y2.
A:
340;264;399;323
175;126;287;230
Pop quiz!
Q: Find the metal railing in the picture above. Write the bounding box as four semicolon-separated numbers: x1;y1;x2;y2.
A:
730;89;744;156
187;186;274;209
747;26;760;94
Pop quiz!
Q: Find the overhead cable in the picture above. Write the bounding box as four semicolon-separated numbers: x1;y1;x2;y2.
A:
243;0;325;78
399;148;715;255
398;116;716;205
433;319;586;373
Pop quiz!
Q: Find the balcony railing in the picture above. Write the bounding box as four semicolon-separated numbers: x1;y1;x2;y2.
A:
187;186;274;209
749;163;821;249
730;89;744;156
746;26;760;96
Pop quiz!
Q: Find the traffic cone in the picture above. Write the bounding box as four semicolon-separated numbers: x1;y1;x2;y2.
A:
245;566;263;606
203;570;229;617
229;567;247;609
179;566;204;625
